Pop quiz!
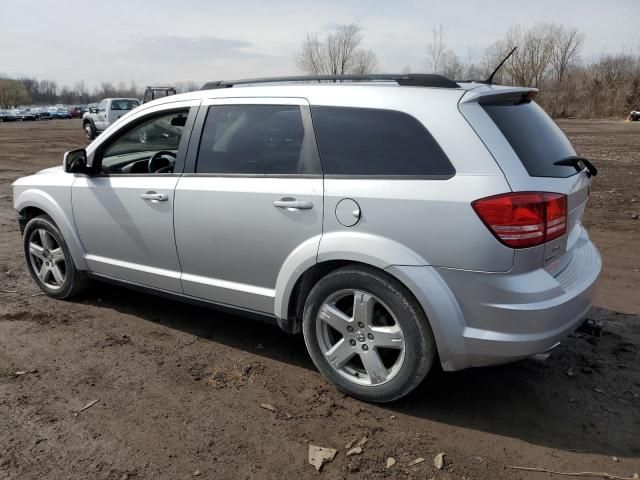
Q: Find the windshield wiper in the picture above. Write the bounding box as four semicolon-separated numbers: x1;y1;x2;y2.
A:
553;156;598;178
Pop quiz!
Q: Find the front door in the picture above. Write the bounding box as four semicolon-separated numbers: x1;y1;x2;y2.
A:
174;98;323;313
94;99;108;131
72;105;196;292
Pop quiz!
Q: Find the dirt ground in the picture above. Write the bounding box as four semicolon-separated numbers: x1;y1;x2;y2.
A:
0;119;639;480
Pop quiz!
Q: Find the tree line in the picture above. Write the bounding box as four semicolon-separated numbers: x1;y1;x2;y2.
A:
296;23;640;119
0;78;200;109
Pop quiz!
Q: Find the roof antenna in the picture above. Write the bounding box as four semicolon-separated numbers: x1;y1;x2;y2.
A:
483;46;517;85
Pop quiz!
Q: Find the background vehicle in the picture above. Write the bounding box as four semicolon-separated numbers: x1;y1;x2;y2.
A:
13;74;601;402
68;105;83;118
30;108;52;120
142;86;176;103
0;109;19;121
13;109;36;121
48;107;72;119
82;98;140;139
629;110;640;121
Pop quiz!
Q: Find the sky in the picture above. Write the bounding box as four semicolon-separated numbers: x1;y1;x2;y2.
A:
0;0;638;89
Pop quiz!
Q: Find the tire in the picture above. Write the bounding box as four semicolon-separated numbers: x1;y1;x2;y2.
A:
302;265;436;403
83;121;96;140
23;215;87;299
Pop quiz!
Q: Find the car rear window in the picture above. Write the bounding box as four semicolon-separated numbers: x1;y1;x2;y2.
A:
482;100;577;178
111;100;140;111
310;106;454;177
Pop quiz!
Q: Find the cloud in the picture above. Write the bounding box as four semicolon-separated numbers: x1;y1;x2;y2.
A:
126;35;268;64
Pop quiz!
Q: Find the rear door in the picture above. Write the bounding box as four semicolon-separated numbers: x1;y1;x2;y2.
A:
173;97;323;314
460;89;592;270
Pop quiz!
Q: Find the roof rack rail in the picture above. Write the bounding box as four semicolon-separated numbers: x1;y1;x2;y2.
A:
201;74;460;90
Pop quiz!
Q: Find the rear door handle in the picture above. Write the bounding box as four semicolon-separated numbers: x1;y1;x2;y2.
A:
273;199;313;210
140;192;168;202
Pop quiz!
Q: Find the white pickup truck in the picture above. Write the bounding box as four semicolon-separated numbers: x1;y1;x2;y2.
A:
82;98;140;139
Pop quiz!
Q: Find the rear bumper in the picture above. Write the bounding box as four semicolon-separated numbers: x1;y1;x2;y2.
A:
388;228;601;371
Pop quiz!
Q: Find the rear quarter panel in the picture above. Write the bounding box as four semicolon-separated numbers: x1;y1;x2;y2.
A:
308;87;514;272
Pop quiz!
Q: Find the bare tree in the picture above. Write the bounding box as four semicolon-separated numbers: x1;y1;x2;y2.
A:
0;79;30;108
295;24;378;75
424;23;448;73
440;51;465;80
501;24;555;88
550;26;583;87
73;81;89;103
175;81;201;93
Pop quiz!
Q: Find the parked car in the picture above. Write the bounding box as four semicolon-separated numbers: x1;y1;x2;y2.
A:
82;98;140;139
12;74;601;402
13;109;36;121
68;106;84;118
48;107;72;119
31;108;52;120
629;110;640;121
0;109;19;122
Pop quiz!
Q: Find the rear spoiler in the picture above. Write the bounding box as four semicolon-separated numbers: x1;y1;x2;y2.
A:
459;86;538;105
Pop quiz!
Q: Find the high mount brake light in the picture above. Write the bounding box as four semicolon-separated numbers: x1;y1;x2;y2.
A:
472;192;567;248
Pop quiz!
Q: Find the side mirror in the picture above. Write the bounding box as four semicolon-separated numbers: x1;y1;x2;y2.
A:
64;148;90;174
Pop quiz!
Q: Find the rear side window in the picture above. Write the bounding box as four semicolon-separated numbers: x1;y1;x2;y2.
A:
310;106;454;177
482;101;577;178
196;105;317;175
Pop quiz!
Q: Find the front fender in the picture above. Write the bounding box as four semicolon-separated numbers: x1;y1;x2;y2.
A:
14;187;87;270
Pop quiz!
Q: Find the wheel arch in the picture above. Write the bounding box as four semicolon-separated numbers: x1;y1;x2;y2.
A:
274;232;427;323
16;190;87;270
274;232;467;371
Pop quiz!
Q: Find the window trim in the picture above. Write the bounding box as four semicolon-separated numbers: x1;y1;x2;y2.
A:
309;105;456;179
184;99;323;177
91;106;196;177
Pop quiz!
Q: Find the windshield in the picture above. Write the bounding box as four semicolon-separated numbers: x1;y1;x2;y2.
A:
482;100;578;178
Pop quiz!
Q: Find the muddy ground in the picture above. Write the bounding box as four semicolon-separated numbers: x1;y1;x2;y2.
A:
0;119;638;479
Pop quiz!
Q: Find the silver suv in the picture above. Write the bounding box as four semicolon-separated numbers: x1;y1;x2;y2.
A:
13;74;601;402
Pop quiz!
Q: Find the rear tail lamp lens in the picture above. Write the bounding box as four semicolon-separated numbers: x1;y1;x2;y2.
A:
472;192;567;248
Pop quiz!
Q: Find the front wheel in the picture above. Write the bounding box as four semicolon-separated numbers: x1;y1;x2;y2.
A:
83;122;96;140
302;265;436;403
23;215;87;299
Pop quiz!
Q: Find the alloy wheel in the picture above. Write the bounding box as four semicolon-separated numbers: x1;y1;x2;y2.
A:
316;289;405;386
28;228;66;290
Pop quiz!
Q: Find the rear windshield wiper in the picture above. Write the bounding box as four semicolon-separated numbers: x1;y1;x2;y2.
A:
553;156;598;178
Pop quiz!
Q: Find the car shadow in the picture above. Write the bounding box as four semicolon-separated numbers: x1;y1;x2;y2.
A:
78;284;639;458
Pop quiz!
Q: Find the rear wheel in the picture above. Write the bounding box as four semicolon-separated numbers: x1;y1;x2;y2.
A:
84;122;96;140
302;265;436;403
23;215;87;299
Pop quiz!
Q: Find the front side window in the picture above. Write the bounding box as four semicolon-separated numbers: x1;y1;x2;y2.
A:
99;110;188;174
196;105;315;175
97;100;107;112
310;106;455;177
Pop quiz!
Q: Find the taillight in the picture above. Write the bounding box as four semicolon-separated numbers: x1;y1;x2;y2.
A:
472;192;567;248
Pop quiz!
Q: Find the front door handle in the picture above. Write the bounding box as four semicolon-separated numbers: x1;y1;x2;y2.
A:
140;192;168;202
273;198;313;210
